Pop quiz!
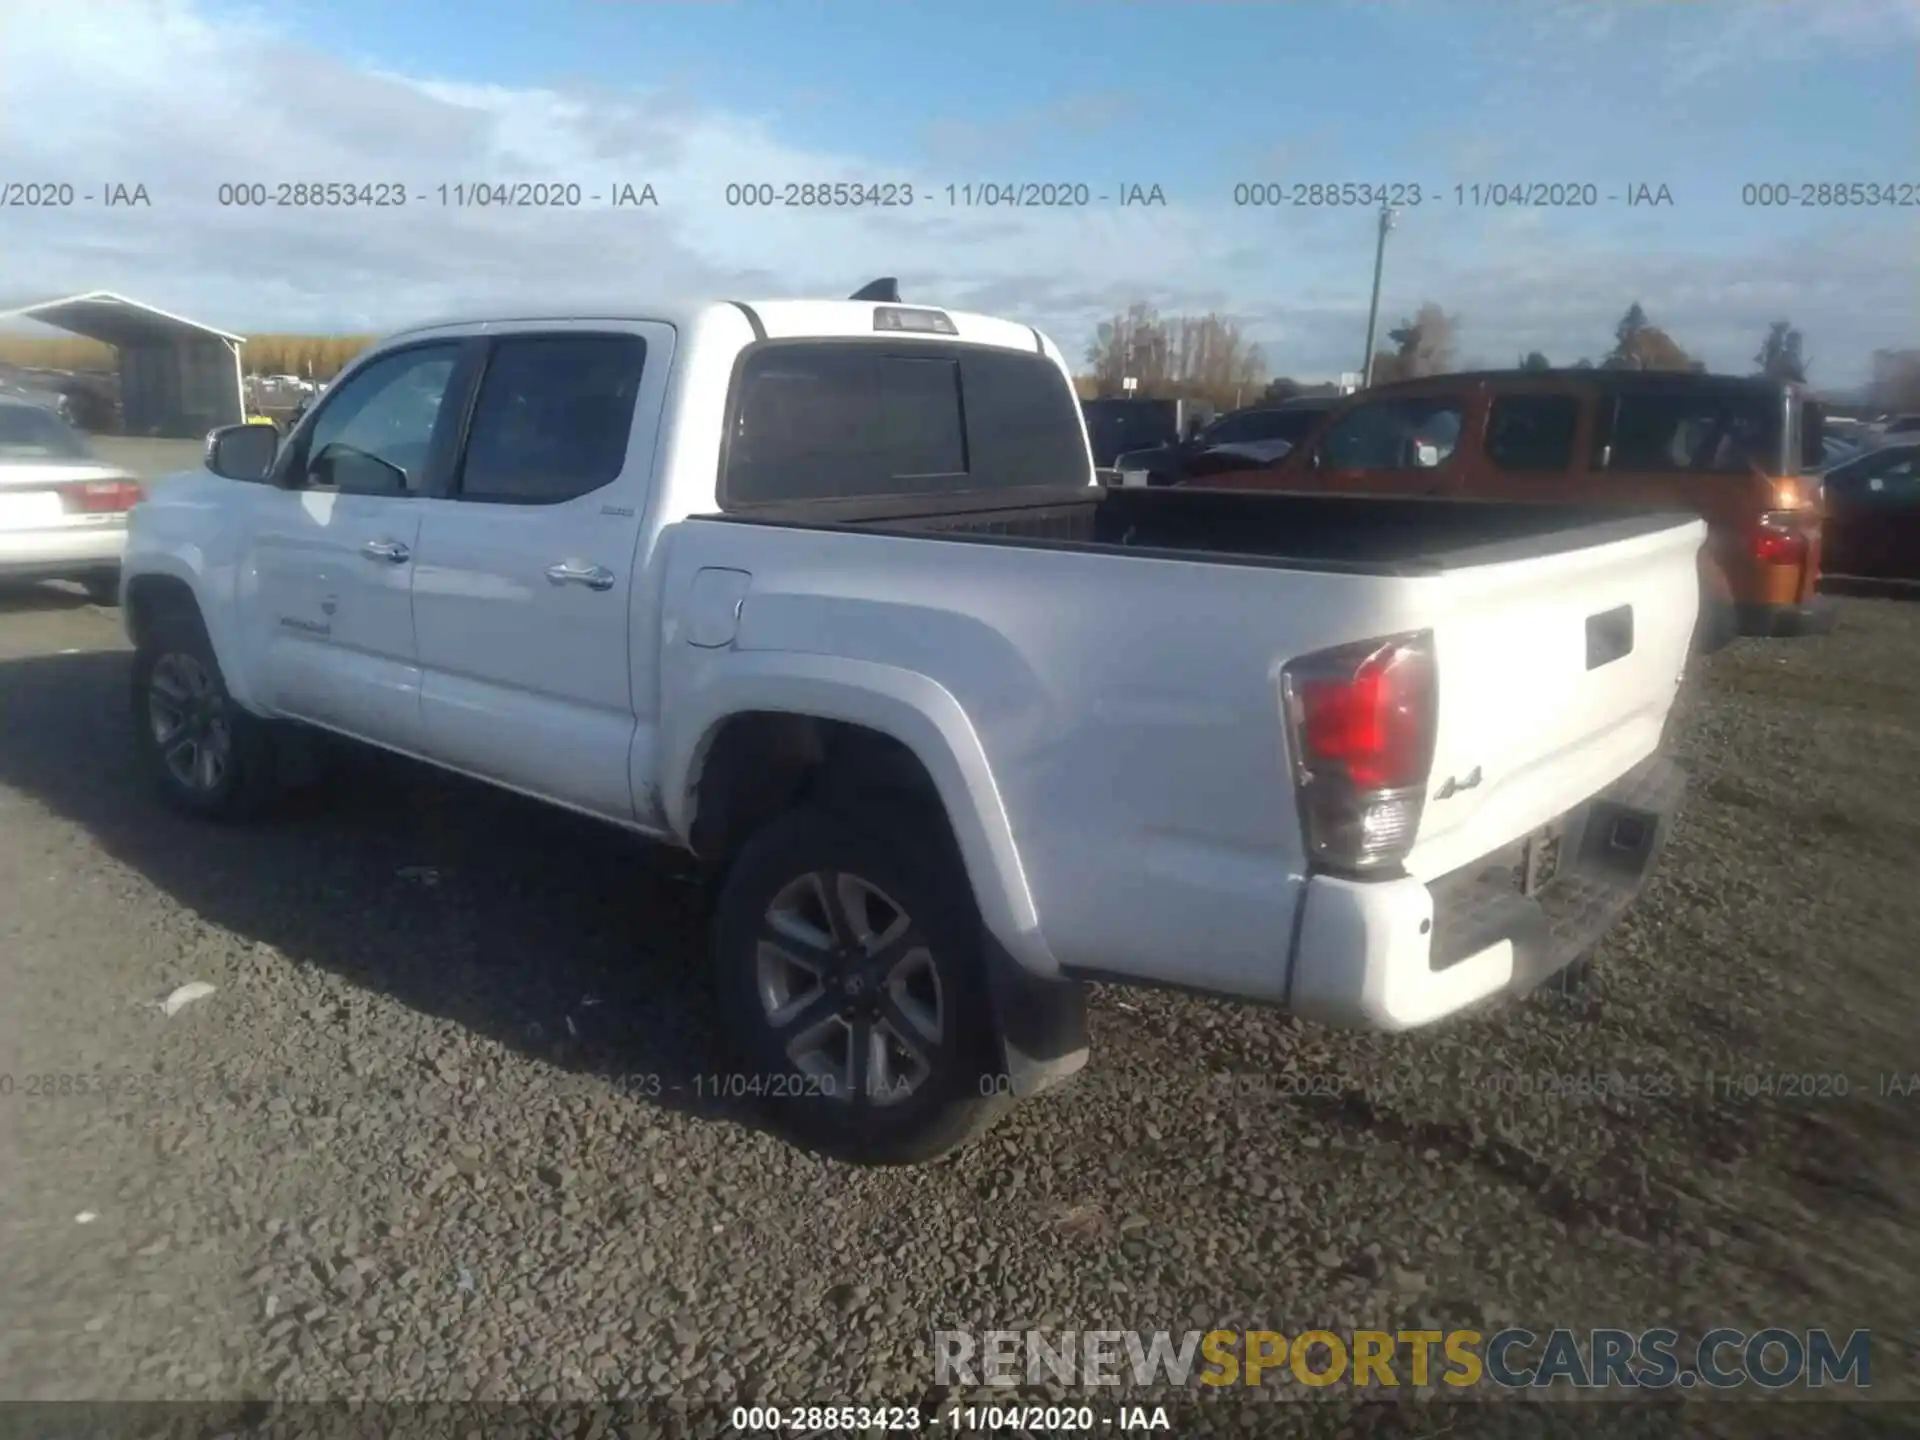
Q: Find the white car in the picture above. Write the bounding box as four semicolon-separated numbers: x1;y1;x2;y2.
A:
120;289;1701;1162
0;395;143;603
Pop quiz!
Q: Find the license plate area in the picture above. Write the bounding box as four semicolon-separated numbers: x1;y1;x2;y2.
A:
0;490;66;528
1516;819;1565;897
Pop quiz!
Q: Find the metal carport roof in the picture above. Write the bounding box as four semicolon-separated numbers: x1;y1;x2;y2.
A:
0;290;245;347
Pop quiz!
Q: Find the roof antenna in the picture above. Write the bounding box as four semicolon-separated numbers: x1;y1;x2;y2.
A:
849;278;901;303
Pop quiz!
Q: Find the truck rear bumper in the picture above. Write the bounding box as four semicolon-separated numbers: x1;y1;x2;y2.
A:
1286;753;1685;1031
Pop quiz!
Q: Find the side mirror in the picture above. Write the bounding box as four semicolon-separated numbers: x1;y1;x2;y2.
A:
204;423;278;482
309;443;408;496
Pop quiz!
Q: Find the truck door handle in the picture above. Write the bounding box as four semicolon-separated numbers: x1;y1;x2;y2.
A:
361;538;411;563
545;561;615;591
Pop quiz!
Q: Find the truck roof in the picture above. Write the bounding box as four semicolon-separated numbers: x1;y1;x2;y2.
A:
387;297;1054;356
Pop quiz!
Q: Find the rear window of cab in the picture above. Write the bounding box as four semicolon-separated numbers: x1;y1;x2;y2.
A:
721;342;1089;506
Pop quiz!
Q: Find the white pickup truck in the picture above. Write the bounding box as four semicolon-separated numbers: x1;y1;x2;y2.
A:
121;286;1701;1162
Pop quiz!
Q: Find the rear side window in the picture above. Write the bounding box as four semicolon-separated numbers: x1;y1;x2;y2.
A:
1317;396;1466;470
458;335;646;504
1485;394;1581;471
1604;388;1784;475
723;343;1087;504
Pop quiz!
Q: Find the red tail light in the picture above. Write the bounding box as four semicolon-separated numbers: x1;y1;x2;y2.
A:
1282;632;1438;873
1752;510;1809;566
61;479;145;514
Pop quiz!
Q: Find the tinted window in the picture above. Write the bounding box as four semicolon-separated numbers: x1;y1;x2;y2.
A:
0;403;92;460
1485;394;1581;471
459;335;647;504
1827;448;1920;501
958;349;1089;488
1206;409;1326;446
725;343;1086;504
877;357;965;477
1080;399;1179;466
1605;388;1782;474
1318;396;1466;470
302;344;459;495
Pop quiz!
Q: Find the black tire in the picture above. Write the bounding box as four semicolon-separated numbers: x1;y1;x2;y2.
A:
713;806;1014;1164
80;569;121;608
130;609;282;820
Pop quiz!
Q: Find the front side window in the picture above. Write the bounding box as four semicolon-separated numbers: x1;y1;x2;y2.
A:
458;335;647;504
301;344;460;495
1317;396;1466;470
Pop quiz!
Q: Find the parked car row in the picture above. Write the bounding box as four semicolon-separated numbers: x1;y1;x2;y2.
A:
1193;368;1920;622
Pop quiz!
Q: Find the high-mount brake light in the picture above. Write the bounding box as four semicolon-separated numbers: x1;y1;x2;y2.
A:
1281;631;1438;873
873;306;957;336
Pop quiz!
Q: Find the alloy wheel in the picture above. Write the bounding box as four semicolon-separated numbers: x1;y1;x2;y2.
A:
755;870;945;1105
146;652;232;795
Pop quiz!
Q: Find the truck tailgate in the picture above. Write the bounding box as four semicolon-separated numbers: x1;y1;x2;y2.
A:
1406;516;1705;881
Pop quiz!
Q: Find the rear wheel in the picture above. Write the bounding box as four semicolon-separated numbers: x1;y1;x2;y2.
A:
131;610;281;819
712;806;1013;1164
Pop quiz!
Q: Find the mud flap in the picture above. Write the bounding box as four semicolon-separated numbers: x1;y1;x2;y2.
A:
981;932;1090;1100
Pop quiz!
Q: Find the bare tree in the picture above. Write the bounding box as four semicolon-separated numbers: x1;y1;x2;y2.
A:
1604;302;1693;371
1386;302;1458;378
1085;306;1268;409
1753;321;1809;382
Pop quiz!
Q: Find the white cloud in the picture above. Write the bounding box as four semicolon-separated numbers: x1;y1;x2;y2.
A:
0;0;1913;386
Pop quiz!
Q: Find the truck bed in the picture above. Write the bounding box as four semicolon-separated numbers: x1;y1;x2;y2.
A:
718;483;1696;575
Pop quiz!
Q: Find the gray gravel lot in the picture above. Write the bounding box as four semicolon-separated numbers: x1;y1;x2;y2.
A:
0;583;1915;1433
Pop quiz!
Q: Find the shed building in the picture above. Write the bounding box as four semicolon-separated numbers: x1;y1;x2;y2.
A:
0;290;246;438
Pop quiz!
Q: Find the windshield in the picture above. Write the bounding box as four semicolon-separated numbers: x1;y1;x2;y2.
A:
0;403;94;460
1206;407;1329;446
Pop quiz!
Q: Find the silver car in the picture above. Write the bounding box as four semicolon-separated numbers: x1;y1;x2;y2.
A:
0;395;144;605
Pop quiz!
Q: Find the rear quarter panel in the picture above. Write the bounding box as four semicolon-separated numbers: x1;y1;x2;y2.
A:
659;519;1442;1000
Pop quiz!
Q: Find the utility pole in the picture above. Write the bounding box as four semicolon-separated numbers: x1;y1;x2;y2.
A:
1360;203;1397;389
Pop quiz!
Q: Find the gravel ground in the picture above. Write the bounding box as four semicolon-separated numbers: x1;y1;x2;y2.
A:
0;583;1915;1435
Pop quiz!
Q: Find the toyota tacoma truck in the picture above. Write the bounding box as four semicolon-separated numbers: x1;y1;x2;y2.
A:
120;285;1700;1163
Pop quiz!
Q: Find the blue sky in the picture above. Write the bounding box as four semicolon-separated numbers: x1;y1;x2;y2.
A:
3;0;1916;384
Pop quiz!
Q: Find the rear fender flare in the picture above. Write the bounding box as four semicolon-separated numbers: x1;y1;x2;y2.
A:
661;651;1055;978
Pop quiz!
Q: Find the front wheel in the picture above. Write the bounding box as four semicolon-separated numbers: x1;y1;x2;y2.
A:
131;612;281;819
712;806;1013;1164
